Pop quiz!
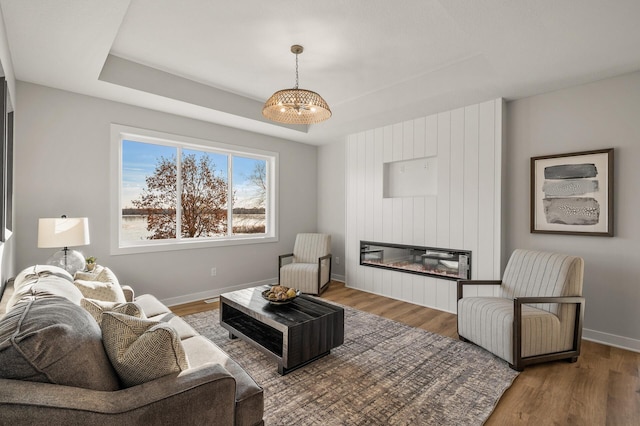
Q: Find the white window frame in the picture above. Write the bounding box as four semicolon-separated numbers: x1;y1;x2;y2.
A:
110;124;278;255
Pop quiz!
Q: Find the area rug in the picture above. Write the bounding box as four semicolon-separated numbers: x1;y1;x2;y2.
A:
183;302;519;425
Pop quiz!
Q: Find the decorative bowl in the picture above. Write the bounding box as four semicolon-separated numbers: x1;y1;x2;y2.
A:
261;287;301;305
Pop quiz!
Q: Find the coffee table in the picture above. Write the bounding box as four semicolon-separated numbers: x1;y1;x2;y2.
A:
220;285;344;375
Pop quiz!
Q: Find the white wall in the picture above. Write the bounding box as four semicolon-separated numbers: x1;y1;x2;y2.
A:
318;140;345;280
345;99;504;313
14;82;318;304
507;71;640;351
323;71;640;351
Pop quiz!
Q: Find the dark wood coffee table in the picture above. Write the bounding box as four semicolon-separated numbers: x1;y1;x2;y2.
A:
220;285;344;375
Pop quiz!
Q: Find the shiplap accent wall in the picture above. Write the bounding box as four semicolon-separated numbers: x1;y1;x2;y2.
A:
345;98;504;313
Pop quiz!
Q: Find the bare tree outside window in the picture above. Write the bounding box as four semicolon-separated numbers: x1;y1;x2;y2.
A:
132;155;177;239
248;161;267;208
132;153;228;239
232;157;267;235
119;136;274;248
180;153;229;237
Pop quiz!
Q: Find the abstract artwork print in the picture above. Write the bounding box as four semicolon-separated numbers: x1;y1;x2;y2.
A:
542;163;600;225
531;149;613;236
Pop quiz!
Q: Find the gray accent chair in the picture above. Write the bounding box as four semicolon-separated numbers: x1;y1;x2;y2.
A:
457;249;585;371
279;233;332;295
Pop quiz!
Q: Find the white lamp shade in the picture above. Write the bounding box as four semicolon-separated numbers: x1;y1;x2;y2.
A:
38;217;90;248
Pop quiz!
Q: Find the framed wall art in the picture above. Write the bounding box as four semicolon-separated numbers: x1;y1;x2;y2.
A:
531;148;614;236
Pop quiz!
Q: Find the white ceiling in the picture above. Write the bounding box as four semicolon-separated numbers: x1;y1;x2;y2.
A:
1;0;640;145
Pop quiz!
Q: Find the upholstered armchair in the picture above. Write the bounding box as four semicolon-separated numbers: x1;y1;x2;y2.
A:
457;249;585;371
279;233;332;295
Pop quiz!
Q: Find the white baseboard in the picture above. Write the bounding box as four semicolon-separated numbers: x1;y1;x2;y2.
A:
163;281;637;354
163;274;347;307
331;274;345;283
345;285;639;353
162;277;276;307
582;328;640;353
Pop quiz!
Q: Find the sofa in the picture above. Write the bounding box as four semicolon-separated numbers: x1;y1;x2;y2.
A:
0;265;264;425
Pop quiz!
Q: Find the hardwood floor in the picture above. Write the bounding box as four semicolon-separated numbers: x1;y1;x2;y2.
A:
171;281;640;425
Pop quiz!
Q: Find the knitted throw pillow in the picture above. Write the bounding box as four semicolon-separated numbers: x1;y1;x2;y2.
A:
80;298;144;324
95;266;121;287
74;279;126;303
101;312;189;387
74;266;124;302
75;265;116;283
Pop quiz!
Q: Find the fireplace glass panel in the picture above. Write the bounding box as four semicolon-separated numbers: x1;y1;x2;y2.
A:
360;241;471;281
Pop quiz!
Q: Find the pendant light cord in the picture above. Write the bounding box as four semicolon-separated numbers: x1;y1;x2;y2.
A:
294;52;299;90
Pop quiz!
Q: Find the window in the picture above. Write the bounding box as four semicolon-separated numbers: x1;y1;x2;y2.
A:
111;125;278;254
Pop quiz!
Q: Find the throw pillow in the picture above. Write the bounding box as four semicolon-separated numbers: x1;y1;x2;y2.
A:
75;264;118;282
0;297;120;391
74;279;126;303
80;298;144;324
74;270;99;281
96;266;121;287
101;312;189;387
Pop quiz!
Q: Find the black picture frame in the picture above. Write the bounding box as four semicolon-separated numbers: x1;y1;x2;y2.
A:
530;148;614;237
0;77;12;242
6;110;13;233
0;77;6;242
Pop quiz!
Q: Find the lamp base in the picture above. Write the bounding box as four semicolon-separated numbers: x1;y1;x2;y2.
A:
46;248;85;276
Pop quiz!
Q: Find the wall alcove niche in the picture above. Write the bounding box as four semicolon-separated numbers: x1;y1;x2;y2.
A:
383;156;438;198
345;98;504;314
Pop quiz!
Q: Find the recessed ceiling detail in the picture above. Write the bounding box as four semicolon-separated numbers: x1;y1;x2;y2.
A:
1;0;640;145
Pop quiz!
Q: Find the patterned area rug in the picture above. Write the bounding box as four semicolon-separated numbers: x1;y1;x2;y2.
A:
183;302;518;426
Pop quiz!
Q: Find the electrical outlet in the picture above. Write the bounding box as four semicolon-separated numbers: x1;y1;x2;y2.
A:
336;257;340;265
211;267;217;276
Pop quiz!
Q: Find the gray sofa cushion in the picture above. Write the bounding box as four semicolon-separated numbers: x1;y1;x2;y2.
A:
182;335;264;426
133;293;172;318
0;296;120;391
7;265;83;310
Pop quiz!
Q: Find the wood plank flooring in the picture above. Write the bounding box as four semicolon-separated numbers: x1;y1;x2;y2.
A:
171;281;640;425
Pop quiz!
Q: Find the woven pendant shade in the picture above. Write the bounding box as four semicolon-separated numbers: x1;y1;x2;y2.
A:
262;88;331;124
262;44;331;125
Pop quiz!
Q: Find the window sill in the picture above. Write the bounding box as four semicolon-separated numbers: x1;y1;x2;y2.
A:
110;234;278;256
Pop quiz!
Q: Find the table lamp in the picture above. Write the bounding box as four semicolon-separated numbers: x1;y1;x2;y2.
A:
38;215;90;275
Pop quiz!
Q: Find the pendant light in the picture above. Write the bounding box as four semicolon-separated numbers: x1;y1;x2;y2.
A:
262;45;331;125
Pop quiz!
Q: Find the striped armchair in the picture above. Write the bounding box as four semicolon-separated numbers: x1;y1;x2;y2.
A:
457;249;585;371
279;233;332;295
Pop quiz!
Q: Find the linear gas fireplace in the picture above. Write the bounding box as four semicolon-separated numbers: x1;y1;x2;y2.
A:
360;241;471;281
